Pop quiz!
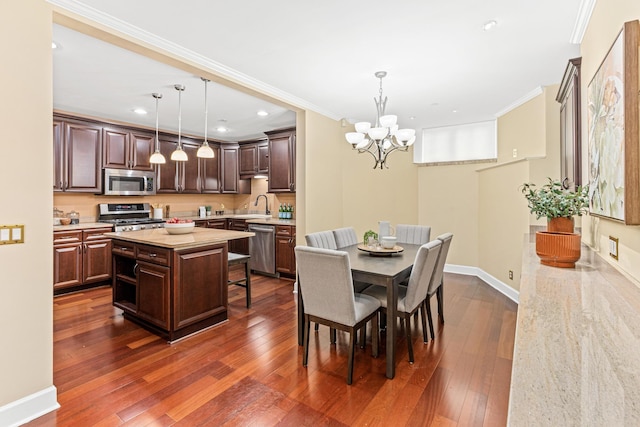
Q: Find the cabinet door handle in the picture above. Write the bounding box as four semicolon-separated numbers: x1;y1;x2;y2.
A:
133;263;139;277
58;236;76;240
120;247;129;251
148;253;157;257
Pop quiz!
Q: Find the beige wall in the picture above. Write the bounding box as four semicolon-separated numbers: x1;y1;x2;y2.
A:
0;0;53;407
581;0;640;284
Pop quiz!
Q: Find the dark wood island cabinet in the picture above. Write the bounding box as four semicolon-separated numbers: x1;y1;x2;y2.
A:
106;227;253;342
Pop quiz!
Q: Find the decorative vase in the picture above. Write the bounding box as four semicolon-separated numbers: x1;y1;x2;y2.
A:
535;231;581;268
547;217;574;233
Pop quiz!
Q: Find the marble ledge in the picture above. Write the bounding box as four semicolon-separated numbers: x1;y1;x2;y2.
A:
507;235;640;426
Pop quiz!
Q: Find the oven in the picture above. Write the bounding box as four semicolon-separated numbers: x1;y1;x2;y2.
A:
98;203;165;232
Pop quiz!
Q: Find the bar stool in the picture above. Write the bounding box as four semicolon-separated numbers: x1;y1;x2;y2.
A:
228;252;251;308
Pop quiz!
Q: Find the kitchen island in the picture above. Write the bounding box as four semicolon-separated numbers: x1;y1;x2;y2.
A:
104;227;254;342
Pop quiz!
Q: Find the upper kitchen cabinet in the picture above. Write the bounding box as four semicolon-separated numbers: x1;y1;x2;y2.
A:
53;116;102;193
155;136;200;193
239;139;269;178
266;128;296;193
200;144;221;193
221;143;250;194
102;126;154;171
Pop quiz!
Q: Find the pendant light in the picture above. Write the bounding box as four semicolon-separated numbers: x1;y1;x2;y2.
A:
197;77;215;158
149;93;166;164
171;84;188;162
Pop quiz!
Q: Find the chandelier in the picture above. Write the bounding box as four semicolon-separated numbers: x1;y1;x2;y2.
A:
345;71;416;169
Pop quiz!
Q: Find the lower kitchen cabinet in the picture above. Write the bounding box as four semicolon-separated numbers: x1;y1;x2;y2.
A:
275;225;296;276
228;219;249;254
111;239;228;342
54;228;112;293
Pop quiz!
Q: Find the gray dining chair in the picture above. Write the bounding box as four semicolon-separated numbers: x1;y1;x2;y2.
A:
361;240;442;363
295;246;380;384
395;224;431;245
425;233;453;340
333;227;358;249
305;230;339;339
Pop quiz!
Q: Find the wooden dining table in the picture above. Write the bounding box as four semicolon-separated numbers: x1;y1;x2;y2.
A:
296;243;421;379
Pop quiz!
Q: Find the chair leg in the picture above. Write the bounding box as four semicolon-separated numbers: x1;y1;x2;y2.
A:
347;329;355;385
405;316;414;364
426;298;435;340
244;261;251;308
314;323;319;331
379;312;387;330
420;303;428;343
437;285;444;323
330;328;336;344
359;322;366;348
372;314;379;358
303;315;311;367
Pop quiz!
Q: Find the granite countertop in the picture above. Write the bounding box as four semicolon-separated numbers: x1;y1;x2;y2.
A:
104;227;254;249
508;235;640;425
53;222;113;232
246;218;296;226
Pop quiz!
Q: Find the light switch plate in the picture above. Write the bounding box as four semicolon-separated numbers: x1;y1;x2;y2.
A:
0;224;24;245
609;236;619;260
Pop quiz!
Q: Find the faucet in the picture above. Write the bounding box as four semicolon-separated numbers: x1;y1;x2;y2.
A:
255;194;270;215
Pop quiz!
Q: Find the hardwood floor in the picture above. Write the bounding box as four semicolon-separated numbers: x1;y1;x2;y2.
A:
28;272;517;426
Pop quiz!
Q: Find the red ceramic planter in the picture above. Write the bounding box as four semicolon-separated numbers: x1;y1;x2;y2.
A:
535;231;581;268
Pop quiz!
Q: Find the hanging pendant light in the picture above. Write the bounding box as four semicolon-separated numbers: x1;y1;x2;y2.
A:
171;84;188;162
149;93;166;164
197;77;215;158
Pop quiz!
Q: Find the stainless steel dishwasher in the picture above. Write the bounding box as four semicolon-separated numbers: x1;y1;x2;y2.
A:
248;224;276;275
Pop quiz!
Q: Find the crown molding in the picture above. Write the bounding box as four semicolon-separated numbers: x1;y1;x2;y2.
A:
570;0;597;44
47;0;341;121
494;86;544;118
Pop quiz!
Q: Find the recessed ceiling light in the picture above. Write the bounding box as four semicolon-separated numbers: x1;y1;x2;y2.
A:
217;126;228;132
133;108;147;115
482;20;497;31
409;116;416;120
257;110;268;117
452;109;458;113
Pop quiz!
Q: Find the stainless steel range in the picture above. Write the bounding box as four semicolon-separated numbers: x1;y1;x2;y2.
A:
98;203;165;232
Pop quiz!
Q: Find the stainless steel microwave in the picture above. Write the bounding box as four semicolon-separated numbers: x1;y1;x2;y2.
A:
103;168;156;196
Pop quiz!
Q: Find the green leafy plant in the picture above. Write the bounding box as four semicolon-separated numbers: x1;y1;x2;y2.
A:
363;230;378;243
521;178;589;219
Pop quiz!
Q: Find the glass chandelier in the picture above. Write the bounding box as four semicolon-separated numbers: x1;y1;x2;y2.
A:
345;71;416;169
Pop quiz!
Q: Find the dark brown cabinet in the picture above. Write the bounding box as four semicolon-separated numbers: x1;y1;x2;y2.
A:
54;228;112;293
266;128;296;193
111;239;228;342
102;127;154;171
201;145;221;193
239;140;269;178
221;144;240;193
53;119;103;193
275;225;296;276
228;219;249;254
155;138;200;193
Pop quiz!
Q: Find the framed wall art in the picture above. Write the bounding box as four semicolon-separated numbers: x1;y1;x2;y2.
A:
588;20;640;224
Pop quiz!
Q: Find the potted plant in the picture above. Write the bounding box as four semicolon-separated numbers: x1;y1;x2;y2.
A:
521;178;589;233
521;178;589;268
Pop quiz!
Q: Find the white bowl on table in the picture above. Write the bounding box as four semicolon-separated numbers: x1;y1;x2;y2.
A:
164;222;195;235
380;236;397;249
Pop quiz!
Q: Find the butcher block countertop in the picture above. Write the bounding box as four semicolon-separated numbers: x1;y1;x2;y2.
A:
508;234;640;426
104;227;254;250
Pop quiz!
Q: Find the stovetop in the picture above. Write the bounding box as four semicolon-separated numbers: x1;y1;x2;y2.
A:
97;202;165;231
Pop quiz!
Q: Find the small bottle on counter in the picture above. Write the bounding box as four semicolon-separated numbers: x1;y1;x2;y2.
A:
279;204;283;219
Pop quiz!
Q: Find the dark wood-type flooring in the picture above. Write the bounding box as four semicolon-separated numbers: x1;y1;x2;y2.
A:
28;271;517;426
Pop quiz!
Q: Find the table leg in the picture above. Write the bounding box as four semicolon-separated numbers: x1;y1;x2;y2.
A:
386;279;397;379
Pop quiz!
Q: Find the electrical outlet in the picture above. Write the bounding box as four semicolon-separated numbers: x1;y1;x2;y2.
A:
609;236;619;260
512;149;517;158
508;270;513;280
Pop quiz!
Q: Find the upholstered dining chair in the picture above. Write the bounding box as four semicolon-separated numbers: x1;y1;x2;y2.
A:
362;240;442;363
395;224;431;245
424;233;453;340
332;227;358;249
295;246;380;384
305;230;339;339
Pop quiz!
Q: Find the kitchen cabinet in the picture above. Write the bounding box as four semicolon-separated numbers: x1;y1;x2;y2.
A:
239;140;269;178
111;238;228;341
200;144;221;193
155;137;200;193
228;219;249;254
220;144;250;194
102;126;154;171
54;228;112;293
266;128;296;193
53;118;103;193
275;225;296;276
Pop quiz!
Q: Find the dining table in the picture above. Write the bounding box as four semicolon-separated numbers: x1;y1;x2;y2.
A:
296;242;421;379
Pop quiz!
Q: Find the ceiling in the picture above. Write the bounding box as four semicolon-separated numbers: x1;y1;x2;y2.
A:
51;0;589;143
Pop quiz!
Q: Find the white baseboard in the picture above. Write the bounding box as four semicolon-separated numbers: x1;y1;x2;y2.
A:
0;386;59;427
445;264;519;304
